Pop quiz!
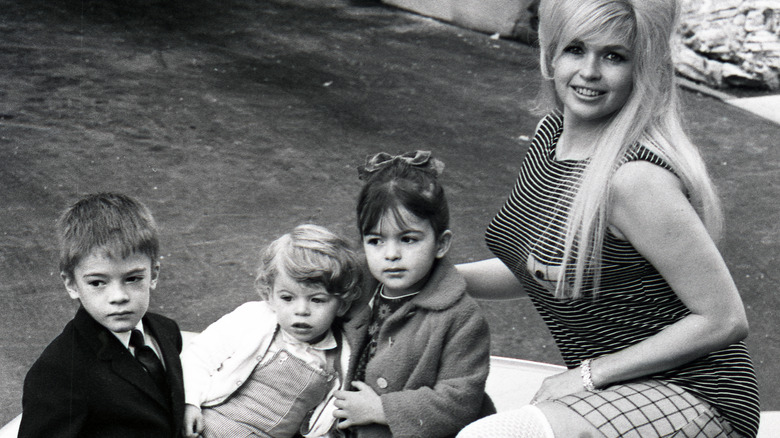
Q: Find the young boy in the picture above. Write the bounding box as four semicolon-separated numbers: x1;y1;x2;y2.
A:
181;224;365;438
19;193;185;438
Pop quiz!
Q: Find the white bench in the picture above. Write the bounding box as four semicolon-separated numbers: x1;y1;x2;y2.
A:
0;356;560;437
2;337;777;437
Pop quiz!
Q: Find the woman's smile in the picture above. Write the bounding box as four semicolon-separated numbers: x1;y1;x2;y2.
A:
572;86;605;98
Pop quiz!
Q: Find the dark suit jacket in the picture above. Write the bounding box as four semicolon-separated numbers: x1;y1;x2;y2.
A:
19;307;185;438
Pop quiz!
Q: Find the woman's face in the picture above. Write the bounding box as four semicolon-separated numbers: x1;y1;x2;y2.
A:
553;29;634;127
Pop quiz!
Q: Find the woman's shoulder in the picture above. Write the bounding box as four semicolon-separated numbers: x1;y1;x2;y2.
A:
533;113;563;145
621;141;674;173
612;160;682;197
537;112;563;129
609;160;688;239
613;138;683;201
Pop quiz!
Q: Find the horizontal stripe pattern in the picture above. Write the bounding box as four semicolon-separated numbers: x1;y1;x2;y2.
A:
484;113;759;437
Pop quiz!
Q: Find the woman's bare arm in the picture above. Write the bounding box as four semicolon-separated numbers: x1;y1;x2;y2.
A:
533;161;748;401
456;258;526;300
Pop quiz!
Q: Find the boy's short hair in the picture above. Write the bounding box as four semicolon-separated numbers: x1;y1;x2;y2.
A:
255;224;363;307
58;193;159;280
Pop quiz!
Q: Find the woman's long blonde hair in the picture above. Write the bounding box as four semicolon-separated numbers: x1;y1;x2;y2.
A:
535;0;723;299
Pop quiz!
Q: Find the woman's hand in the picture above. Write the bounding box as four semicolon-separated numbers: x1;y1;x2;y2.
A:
182;404;205;438
333;381;387;429
530;368;585;404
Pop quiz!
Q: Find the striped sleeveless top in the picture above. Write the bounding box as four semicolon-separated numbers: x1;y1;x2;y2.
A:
485;113;760;437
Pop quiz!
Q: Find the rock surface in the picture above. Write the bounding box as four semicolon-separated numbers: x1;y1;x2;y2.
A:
676;0;779;90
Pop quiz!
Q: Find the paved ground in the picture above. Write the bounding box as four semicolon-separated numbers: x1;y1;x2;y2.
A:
0;0;778;425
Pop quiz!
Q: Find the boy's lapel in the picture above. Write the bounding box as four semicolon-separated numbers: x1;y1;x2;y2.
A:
94;329;172;411
73;308;171;411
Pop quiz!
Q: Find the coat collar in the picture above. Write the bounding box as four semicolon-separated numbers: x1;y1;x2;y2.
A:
362;257;466;312
405;257;466;310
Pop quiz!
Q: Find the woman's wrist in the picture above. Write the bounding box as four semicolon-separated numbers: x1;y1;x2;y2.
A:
580;358;599;391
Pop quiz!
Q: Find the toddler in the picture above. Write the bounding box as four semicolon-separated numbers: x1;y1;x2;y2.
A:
333;151;493;438
181;224;364;438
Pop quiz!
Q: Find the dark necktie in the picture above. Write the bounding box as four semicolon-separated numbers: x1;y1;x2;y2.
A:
130;329;168;391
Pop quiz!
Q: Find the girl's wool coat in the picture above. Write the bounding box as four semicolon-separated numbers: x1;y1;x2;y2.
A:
347;258;494;438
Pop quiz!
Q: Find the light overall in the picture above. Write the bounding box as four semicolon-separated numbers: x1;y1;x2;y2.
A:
202;349;337;438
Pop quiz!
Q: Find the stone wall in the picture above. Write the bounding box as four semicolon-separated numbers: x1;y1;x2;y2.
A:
381;0;539;41
676;0;780;90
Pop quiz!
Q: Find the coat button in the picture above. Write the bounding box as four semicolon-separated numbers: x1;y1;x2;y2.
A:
376;377;388;389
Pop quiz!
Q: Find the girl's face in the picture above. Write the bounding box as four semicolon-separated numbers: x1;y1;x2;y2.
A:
553;30;634;127
267;269;346;344
362;207;451;298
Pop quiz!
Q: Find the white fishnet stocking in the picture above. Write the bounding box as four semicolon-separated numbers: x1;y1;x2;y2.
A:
457;405;555;438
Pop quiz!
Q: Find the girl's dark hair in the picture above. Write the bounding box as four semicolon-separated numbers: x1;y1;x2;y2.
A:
357;160;449;237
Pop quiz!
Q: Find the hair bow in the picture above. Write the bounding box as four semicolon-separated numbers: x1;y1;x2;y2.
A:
357;150;445;180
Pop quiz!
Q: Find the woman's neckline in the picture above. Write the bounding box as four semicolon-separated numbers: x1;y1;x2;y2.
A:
553;129;596;162
550;133;590;163
549;112;604;162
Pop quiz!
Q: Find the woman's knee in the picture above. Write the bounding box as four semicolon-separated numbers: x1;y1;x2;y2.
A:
535;401;604;438
457;405;555;438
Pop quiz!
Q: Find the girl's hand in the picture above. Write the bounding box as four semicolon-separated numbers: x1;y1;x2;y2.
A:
183;404;205;438
530;368;585;404
333;381;387;428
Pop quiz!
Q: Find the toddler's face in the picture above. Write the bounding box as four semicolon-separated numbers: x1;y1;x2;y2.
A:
362;207;451;298
268;269;344;344
63;249;158;333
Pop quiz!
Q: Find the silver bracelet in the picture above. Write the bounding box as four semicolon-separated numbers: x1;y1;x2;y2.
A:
580;358;597;391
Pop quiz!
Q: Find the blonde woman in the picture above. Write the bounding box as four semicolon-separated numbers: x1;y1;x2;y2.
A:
457;0;760;436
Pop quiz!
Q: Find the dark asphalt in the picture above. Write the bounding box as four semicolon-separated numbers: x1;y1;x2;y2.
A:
0;0;778;424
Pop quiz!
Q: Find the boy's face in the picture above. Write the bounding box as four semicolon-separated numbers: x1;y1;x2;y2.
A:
267;269;346;344
63;249;159;334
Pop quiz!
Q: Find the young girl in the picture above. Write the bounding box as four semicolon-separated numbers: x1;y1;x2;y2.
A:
181;224;364;438
458;0;760;437
333;151;493;438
